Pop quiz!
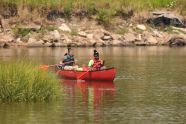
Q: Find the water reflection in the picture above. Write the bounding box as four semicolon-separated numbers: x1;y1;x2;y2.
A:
61;80;116;122
62;80;116;106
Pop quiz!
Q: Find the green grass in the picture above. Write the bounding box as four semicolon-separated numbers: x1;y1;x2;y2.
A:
0;0;182;11
0;0;185;25
0;60;61;102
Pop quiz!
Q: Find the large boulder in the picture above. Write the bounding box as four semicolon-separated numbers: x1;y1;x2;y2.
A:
168;36;186;46
147;11;185;28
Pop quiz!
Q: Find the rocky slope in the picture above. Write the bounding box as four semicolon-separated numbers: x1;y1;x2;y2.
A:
0;12;186;48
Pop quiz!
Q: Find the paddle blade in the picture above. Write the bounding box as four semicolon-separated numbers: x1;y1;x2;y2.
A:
39;65;49;71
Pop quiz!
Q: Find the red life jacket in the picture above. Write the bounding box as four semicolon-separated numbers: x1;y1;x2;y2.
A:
92;59;102;70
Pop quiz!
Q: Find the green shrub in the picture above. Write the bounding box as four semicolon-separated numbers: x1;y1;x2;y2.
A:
0;60;61;102
116;28;128;34
96;8;116;26
13;28;32;37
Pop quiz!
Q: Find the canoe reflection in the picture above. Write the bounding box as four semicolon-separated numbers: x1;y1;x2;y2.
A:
61;80;116;107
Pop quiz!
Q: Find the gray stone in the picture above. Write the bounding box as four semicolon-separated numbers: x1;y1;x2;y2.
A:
147;11;185;28
168;36;186;46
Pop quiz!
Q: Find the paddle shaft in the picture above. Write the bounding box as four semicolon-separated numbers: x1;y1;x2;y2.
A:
77;62;101;80
50;61;74;67
40;61;74;69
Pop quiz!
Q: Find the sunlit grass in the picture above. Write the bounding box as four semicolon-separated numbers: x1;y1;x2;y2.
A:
0;0;185;25
0;0;181;10
0;60;61;102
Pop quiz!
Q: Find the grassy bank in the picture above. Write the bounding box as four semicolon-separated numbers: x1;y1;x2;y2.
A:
0;60;61;102
0;0;186;18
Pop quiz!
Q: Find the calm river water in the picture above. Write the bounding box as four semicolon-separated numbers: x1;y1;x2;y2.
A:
0;47;185;124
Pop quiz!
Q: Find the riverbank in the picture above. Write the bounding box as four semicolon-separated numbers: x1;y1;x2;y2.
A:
0;1;186;48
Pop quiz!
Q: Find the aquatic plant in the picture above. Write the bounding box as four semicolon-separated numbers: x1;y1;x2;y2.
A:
0;60;61;102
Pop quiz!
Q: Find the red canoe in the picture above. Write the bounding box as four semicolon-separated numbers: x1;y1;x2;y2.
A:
56;67;116;81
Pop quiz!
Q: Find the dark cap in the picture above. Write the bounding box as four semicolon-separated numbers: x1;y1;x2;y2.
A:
93;50;99;58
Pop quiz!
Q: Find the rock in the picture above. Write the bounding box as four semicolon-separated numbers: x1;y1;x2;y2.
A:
147;11;185;28
18;23;41;31
58;23;71;32
42;30;60;42
78;31;87;38
27;39;44;47
136;34;142;41
171;26;186;34
168;36;186;46
50;30;60;40
135;41;149;46
93;30;104;40
136;24;146;31
43;42;53;47
27;37;37;43
101;33;113;41
0;32;14;42
15;38;22;43
112;40;123;46
0;42;10;48
152;30;163;38
146;36;158;45
124;33;136;42
52;42;64;47
0;18;10;31
87;34;94;39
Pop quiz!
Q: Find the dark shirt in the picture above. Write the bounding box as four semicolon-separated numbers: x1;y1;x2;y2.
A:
63;54;74;66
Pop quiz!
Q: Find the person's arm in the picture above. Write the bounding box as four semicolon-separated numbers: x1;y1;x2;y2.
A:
88;60;94;67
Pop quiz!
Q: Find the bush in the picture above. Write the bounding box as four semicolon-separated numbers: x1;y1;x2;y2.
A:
96;8;116;26
13;28;32;37
0;60;61;102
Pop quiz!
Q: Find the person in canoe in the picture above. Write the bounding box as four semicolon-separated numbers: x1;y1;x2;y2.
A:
88;49;105;70
59;47;78;70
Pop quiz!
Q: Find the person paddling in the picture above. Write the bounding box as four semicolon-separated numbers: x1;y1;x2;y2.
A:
63;47;75;66
59;47;77;70
88;49;105;70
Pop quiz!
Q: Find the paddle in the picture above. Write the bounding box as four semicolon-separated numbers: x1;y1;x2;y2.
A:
77;61;101;80
39;61;74;71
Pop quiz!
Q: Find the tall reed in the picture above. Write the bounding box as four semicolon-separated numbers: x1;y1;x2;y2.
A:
0;60;61;102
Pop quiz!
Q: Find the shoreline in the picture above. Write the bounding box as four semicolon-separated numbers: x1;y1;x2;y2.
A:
0;12;186;48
